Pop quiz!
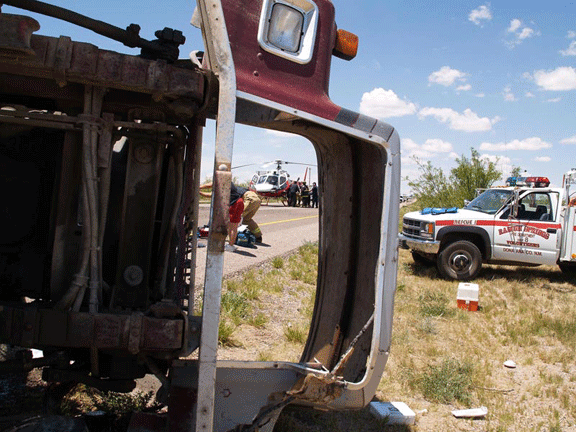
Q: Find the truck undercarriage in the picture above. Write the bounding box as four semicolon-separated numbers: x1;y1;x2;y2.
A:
0;1;401;430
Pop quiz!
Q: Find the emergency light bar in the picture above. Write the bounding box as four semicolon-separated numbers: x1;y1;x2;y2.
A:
509;176;550;187
526;177;550;187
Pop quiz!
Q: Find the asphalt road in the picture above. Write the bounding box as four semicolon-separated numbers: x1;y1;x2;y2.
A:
192;203;319;287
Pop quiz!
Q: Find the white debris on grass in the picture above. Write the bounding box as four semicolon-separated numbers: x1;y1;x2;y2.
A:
369;401;415;425
452;406;488;418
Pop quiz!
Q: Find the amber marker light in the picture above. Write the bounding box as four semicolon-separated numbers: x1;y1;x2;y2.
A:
333;29;358;60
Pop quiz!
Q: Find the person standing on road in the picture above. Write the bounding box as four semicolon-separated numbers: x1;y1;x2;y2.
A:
289;180;299;207
301;182;310;207
285;180;292;207
311;182;318;208
296;181;303;207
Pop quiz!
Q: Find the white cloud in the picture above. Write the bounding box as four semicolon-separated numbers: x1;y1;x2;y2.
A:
532;67;576;91
359;88;417;119
503;86;515;101
421;139;453;153
517;27;534;40
475;93;485;98
525;92;535;97
456;84;472;91
546;97;561;103
402;138;420;151
507;19;522;33
534;156;551;162
448;152;459;159
506;19;539;48
560;135;576;145
419;107;500;132
402;138;432;162
428;66;467;87
480;154;513;177
567;30;576;39
401;138;453;163
469;4;492;26
479;137;552;151
560;40;576;56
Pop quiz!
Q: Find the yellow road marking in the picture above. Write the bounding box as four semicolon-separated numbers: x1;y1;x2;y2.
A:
260;215;318;226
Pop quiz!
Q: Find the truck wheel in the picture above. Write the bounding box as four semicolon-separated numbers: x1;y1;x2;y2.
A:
438;241;482;280
412;251;435;266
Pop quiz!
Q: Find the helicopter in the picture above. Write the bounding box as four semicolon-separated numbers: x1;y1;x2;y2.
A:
241;160;316;204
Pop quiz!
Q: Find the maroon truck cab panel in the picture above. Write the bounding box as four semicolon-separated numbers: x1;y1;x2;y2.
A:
221;0;341;120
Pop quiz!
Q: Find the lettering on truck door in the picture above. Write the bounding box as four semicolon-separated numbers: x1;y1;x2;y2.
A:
493;191;561;265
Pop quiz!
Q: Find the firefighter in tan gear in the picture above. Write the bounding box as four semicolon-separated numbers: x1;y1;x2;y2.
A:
240;189;263;243
199;182;263;243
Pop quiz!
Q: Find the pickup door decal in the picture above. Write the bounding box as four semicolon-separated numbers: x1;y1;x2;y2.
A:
493;221;560;265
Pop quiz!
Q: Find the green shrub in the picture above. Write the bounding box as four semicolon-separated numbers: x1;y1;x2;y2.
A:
418;358;474;404
284;324;307;344
218;319;238;347
419;291;451;317
221;290;250;325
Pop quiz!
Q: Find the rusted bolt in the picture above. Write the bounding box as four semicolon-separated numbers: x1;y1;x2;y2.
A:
222;389;231;398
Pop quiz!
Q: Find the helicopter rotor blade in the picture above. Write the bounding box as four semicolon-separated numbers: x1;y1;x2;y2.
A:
261;159;283;168
282;161;317;167
231;163;257;169
257;160;317;169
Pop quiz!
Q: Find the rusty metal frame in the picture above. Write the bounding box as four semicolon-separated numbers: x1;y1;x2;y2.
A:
185;89;401;428
193;0;238;430
0;306;184;352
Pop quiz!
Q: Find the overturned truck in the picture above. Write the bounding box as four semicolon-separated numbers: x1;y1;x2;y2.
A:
0;0;401;430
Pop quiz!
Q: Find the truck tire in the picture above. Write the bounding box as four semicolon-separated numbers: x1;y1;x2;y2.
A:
437;241;482;281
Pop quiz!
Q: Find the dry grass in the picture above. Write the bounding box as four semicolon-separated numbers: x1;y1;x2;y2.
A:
216;242;318;363
3;238;575;431
378;248;576;432
218;243;576;432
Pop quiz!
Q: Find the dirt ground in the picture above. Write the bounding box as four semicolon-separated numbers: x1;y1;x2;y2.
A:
2;247;576;431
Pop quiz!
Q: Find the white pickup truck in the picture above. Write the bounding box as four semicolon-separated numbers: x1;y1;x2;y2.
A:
399;170;576;280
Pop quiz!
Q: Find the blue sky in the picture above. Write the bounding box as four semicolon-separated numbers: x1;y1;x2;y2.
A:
6;1;575;192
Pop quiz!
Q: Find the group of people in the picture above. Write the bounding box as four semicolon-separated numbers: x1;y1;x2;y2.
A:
287;180;318;208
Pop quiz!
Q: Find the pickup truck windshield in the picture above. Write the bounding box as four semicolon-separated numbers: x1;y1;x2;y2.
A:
464;189;512;214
